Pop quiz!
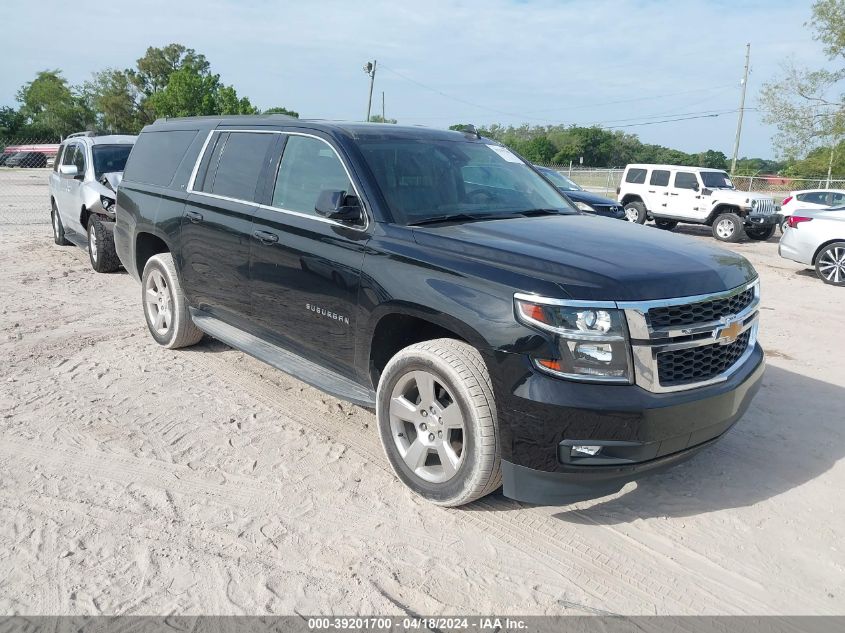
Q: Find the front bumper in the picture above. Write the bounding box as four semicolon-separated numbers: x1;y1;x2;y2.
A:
745;212;778;227
490;345;765;505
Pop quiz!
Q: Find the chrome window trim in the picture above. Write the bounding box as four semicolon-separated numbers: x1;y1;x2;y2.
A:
186;128;370;232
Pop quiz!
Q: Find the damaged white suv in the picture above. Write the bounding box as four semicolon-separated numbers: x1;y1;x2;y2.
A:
618;164;779;242
49;132;136;272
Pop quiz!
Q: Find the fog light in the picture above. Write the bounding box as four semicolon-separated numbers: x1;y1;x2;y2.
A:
572;445;602;456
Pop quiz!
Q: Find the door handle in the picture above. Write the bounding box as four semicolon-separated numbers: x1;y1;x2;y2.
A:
186;211;203;223
648;190;656;193
669;193;679;196
253;230;279;245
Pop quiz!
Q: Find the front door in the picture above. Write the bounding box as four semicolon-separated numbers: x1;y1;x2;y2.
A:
55;143;84;233
180;130;277;327
248;132;370;378
668;170;704;219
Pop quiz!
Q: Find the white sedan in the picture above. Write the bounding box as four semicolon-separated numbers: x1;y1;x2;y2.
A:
779;207;845;286
780;189;845;228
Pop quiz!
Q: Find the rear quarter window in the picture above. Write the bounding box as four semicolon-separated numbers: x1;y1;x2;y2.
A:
625;168;647;184
123;129;199;186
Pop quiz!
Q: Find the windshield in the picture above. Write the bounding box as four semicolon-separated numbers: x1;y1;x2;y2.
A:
92;145;132;177
537;167;582;191
700;171;735;189
357;139;575;224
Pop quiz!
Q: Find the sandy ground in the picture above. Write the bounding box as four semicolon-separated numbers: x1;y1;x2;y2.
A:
0;169;843;616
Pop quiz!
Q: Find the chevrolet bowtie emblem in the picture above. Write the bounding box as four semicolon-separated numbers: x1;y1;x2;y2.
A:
716;319;743;344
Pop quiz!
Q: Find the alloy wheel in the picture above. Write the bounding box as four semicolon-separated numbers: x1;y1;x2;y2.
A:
88;225;98;262
624;207;639;222
144;269;173;335
818;247;845;284
388;370;465;484
53;212;60;239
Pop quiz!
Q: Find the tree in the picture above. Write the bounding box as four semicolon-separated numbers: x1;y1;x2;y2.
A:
217;85;258;115
127;44;210;97
697;149;728;169
83;69;143;133
0;106;24;135
148;67;220;118
368;114;397;124
264;106;300;118
16;70;94;138
760;0;845;157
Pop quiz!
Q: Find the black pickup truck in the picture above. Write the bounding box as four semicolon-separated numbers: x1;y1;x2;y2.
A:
114;116;764;506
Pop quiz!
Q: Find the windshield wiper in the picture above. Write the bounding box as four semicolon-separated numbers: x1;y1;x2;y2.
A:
408;213;512;226
516;208;563;216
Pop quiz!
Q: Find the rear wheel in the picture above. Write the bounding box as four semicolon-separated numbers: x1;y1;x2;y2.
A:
815;242;845;286
141;253;203;349
87;215;121;273
654;219;678;231
376;338;501;507
623;201;647;224
51;201;70;246
712;213;745;242
745;224;776;241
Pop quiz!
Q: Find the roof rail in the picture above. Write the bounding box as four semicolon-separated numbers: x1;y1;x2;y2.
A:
66;131;96;139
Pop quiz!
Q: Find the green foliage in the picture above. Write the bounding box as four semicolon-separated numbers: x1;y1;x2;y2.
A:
127;44;210;97
783;140;845;178
15;70;94;139
263;106;300;118
368;114;398;124
83;69;143;134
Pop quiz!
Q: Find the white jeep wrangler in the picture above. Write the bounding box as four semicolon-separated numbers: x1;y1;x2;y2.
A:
617;164;778;242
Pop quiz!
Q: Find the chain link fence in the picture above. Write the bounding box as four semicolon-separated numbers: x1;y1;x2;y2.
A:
538;164;845;201
0;137;60;225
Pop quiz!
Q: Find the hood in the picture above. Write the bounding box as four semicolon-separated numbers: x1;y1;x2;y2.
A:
412;215;757;301
99;171;123;192
562;189;621;207
711;188;773;204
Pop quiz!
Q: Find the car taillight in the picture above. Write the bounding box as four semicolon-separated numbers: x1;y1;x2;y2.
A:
781;196;793;206
787;216;812;229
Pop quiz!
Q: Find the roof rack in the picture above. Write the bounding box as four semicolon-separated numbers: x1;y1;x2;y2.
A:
66;131;96;139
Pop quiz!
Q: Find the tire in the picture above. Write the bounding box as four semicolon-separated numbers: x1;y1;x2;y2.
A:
654;219;678;231
712;213;745;242
51;201;70;246
623;201;647;224
141;253;204;349
745;224;776;241
376;338;501;507
815;242;845;286
87;215;121;273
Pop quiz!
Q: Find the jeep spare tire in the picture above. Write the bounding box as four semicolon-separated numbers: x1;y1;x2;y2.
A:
712;213;745;242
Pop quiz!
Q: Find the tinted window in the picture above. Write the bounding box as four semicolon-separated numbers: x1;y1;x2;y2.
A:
796;192;828;205
73;145;85;172
206;132;275;202
61;145;77;167
625;168;647;184
272;135;352;216
92;145;133;177
124;130;199;186
700;171;734;188
674;171;699;190
829;192;845;207
650;170;670;186
537;167;581;191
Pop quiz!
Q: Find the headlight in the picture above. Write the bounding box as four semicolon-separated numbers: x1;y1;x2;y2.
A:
750;199;758;210
100;195;115;211
514;294;632;383
573;201;594;213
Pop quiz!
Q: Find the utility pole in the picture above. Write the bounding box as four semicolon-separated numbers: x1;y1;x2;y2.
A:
382;91;385;122
363;60;377;122
730;43;751;176
826;140;836;188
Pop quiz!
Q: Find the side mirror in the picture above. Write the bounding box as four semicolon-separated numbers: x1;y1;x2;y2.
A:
59;164;78;178
692;183;700;192
315;190;362;223
701;187;712;196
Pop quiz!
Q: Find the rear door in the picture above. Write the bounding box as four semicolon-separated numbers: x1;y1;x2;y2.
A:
248;131;370;377
181;129;277;327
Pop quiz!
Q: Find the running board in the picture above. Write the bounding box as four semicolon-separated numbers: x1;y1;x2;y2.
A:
190;309;376;408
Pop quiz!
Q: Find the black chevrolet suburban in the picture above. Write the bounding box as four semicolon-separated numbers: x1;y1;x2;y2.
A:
114;115;764;506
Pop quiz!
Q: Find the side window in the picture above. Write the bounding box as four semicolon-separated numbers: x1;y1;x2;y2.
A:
625;168;647;184
53;144;66;172
272;135;353;216
123;130;199;186
650;170;670;186
73;144;86;173
797;192;826;205
205;132;275;202
62;145;77;167
829;192;845;207
674;171;699;190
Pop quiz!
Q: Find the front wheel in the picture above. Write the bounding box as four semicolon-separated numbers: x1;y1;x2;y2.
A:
376;338;501;507
141;253;204;349
51;202;70;246
623;201;647;224
712;213;745;242
815;242;845;286
745;224;776;241
87;215;121;273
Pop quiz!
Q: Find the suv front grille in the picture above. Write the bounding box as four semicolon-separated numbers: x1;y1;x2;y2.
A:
647;287;755;329
656;331;751;387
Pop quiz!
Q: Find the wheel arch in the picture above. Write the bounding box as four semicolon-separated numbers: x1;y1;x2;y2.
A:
707;204;743;224
813;238;845;265
134;231;173;280
620;194;644;206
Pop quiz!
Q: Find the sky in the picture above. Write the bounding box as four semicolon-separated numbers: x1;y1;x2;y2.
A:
1;0;831;159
